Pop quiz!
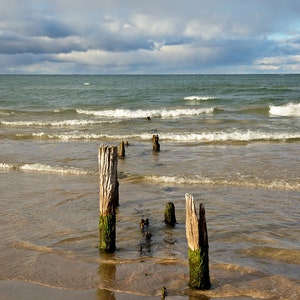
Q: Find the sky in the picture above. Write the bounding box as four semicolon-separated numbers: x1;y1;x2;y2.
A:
1;0;300;74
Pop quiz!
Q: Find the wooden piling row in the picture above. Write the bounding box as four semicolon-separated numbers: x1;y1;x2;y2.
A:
98;140;211;290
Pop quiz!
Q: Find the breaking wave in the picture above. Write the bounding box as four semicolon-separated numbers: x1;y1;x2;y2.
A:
158;130;300;142
0;162;94;175
76;107;215;118
142;175;300;190
184;96;216;101
269;102;300;117
0;119;118;127
11;129;300;142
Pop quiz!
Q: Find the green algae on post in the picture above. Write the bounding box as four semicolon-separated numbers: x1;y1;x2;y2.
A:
98;145;119;252
185;193;211;289
164;202;177;226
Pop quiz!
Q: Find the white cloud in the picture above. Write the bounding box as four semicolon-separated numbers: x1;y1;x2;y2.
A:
1;0;300;73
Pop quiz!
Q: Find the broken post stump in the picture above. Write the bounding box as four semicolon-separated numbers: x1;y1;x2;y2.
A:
152;134;160;152
164;202;176;226
139;218;152;254
118;141;125;158
185;193;211;289
98;145;119;252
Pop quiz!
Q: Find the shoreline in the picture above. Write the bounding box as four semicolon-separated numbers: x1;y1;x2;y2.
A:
0;280;163;300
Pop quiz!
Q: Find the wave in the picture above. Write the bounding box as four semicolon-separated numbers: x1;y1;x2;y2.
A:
140;175;300;190
0;119;119;127
11;130;300;143
0;109;13;116
269;102;300;117
184;96;215;101
0;162;95;175
76;107;215;119
157;130;300;143
12;240;54;254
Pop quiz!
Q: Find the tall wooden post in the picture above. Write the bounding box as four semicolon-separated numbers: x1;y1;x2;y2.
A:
185;193;211;289
98;145;118;252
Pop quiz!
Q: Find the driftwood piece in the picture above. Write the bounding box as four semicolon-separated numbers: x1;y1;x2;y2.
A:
98;145;119;252
185;193;211;289
152;134;160;152
164;202;176;226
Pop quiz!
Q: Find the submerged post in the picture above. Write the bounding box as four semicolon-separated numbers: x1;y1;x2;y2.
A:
185;193;211;289
98;145;118;252
152;134;160;152
118;141;125;158
164;202;176;226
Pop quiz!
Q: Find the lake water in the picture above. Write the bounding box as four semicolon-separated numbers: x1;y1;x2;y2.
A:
0;74;299;299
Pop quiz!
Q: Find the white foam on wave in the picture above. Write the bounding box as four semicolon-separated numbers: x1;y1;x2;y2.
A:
0;162;94;175
184;96;215;101
269;102;300;117
76;107;214;119
21;129;300;142
145;175;300;190
0;163;16;170
158;130;300;142
20;163;93;175
1;119;118;127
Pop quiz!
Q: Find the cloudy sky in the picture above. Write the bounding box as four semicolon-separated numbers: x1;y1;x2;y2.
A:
1;0;300;74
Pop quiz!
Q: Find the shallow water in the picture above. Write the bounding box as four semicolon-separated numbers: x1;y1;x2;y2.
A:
0;75;300;299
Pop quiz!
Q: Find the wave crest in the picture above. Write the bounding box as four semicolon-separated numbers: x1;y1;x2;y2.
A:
269;103;300;117
0;119;118;127
184;96;215;101
76;107;214;118
143;175;300;190
0;162;94;175
11;130;300;142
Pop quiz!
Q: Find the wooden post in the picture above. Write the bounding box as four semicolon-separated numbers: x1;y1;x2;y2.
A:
164;202;176;226
118;141;125;158
139;218;152;254
98;145;118;252
152;134;160;152
185;193;211;289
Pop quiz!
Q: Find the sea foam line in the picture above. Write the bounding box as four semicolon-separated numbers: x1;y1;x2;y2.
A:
269;102;300;117
0;162;94;175
157;130;300;142
184;96;215;101
0;119;119;127
15;130;300;142
76;107;214;118
144;175;300;190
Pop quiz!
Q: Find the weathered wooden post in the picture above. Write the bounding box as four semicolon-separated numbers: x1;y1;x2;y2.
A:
98;145;118;252
118;141;125;158
152;134;160;152
185;193;211;289
164;202;176;226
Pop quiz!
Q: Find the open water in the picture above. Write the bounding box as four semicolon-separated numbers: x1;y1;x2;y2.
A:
0;74;299;299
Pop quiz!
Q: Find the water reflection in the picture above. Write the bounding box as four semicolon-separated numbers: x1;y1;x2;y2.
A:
98;253;116;300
